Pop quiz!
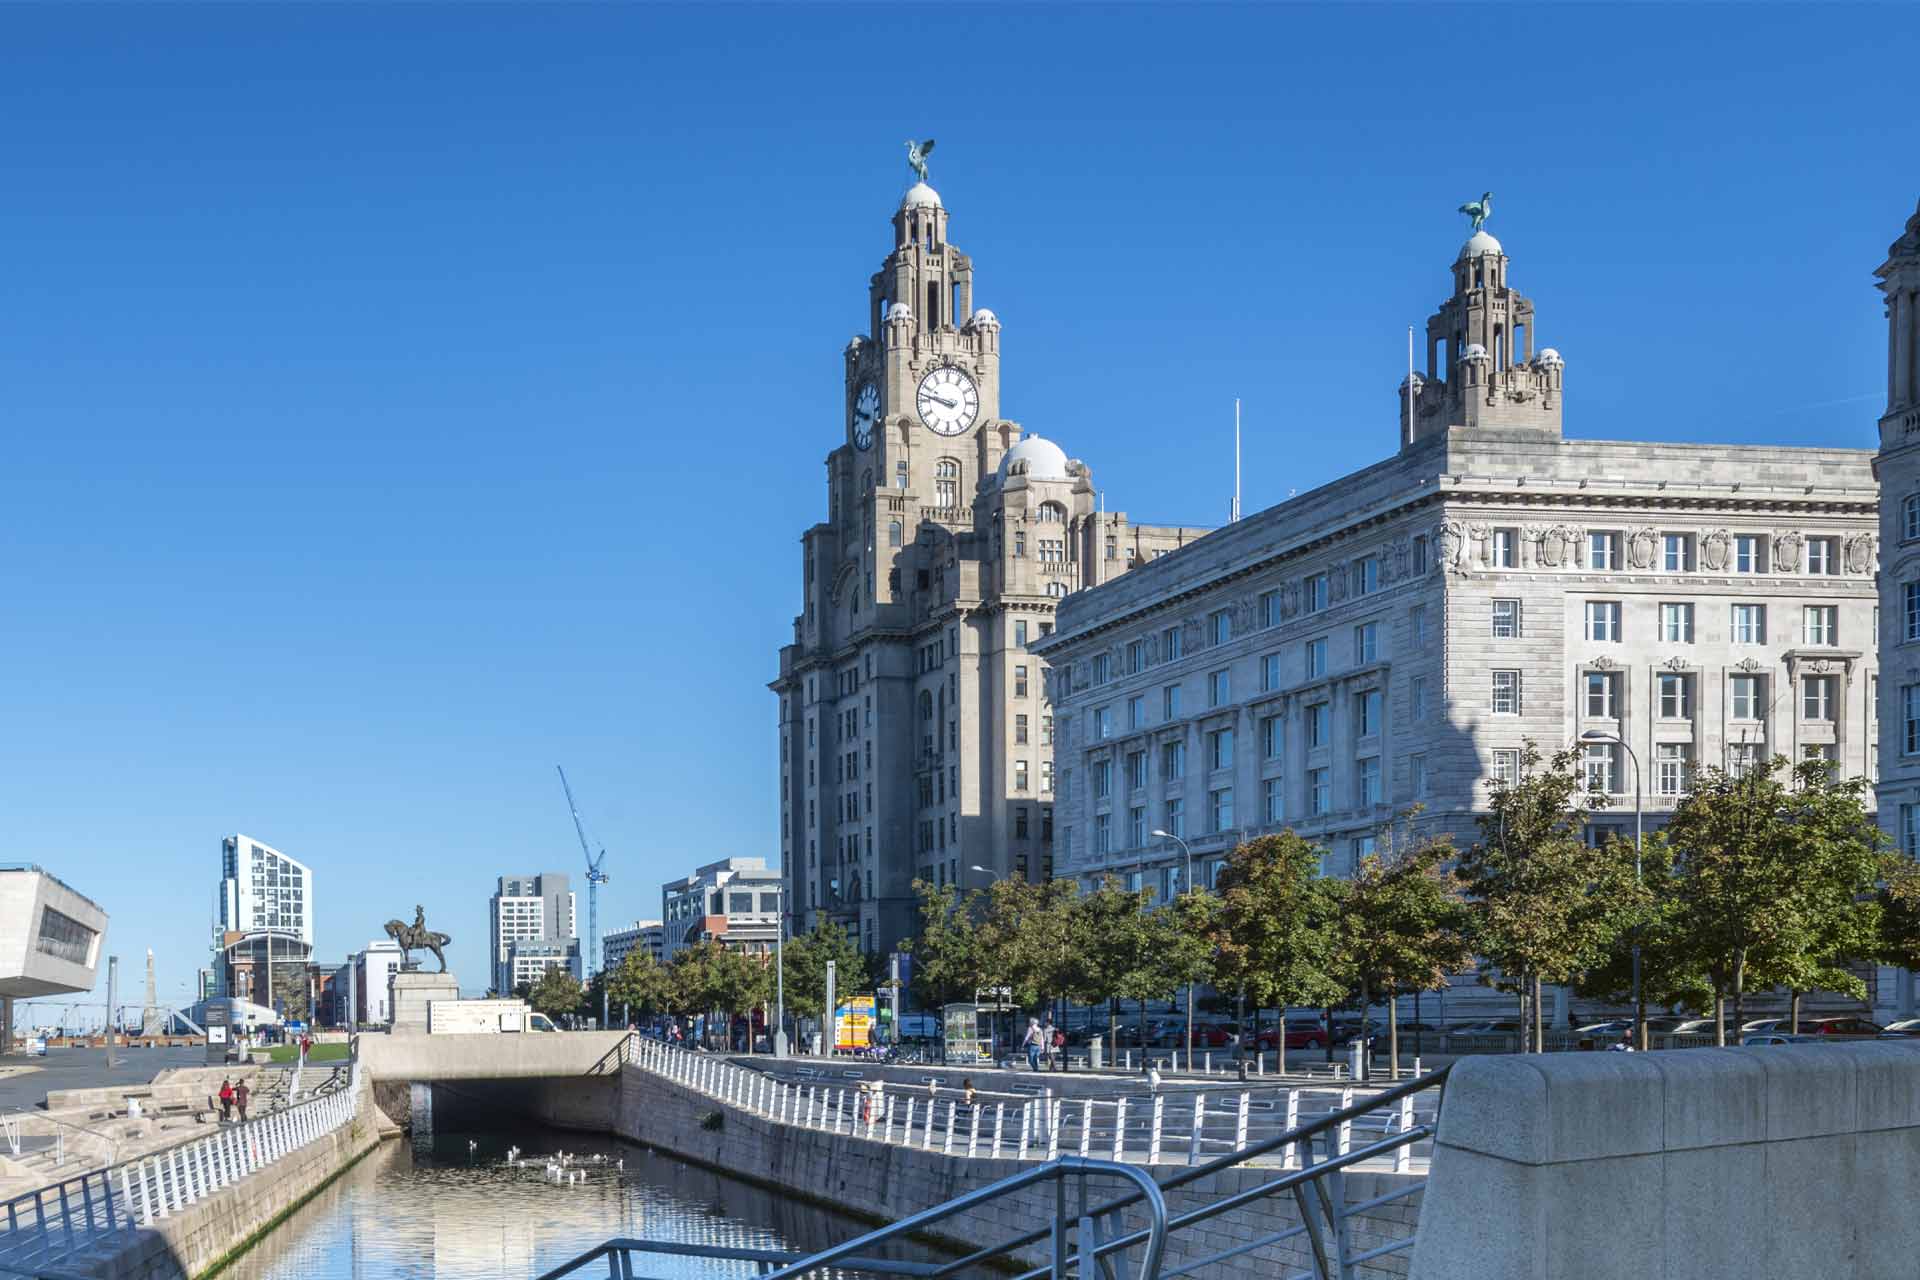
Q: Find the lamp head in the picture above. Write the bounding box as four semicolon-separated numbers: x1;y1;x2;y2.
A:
1151;829;1172;839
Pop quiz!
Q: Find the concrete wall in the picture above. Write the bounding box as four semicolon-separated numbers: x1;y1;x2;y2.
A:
68;1093;383;1280
521;1063;1424;1278
356;1029;628;1082
1410;1042;1920;1280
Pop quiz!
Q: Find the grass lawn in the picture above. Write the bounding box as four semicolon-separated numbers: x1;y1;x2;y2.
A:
266;1042;351;1064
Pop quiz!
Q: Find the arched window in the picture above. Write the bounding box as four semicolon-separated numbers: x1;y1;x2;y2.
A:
888;520;903;547
1047;581;1069;598
1905;494;1920;542
920;691;934;722
1038;501;1067;524
861;469;873;493
935;458;960;508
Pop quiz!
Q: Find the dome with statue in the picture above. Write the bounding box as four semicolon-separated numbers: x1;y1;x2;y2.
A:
901;182;942;210
998;434;1071;483
1460;342;1490;362
1537;347;1564;367
965;307;1000;330
1458;229;1503;259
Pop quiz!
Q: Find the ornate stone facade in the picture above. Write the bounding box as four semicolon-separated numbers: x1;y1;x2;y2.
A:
770;182;1208;955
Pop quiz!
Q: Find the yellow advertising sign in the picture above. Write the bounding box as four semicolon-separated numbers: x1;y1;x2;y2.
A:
835;995;875;1050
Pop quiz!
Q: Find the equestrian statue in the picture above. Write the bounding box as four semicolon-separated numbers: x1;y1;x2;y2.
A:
384;904;451;973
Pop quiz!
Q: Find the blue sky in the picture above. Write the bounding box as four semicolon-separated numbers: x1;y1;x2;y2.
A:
3;5;1913;1013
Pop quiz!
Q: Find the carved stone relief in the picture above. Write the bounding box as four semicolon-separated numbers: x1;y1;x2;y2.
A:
1466;522;1493;568
1627;527;1659;571
1701;529;1731;572
1772;531;1804;574
1846;533;1876;575
1233;596;1257;633
1437;522;1467;572
1387;537;1410;582
1328;568;1349;604
1591;655;1616;670
1280;580;1301;619
1735;657;1763;673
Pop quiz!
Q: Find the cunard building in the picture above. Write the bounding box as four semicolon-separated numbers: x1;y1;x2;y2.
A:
770;167;1207;955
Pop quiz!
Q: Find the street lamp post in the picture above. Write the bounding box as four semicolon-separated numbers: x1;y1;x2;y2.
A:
1581;729;1645;1051
773;884;788;1057
1150;829;1195;1067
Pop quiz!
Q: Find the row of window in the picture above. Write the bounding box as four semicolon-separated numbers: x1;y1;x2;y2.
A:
1487;528;1845;575
1573;600;1847;646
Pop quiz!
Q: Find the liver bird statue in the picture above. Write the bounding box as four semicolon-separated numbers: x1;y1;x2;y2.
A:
1459;191;1493;233
905;138;935;184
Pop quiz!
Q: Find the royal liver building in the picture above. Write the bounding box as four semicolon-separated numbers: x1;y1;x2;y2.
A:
771;162;1206;955
1875;201;1920;871
1040;212;1882;1022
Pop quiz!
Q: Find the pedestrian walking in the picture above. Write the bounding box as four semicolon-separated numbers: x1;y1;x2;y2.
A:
962;1078;977;1109
1050;1024;1066;1071
1021;1017;1043;1072
217;1078;234;1123
234;1079;251;1123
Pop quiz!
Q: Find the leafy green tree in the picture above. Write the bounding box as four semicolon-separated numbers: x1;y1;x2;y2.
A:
1336;830;1472;1075
1152;886;1221;1057
780;921;871;1024
527;965;584;1021
1458;742;1640;1052
1077;877;1160;1048
1574;834;1714;1019
979;877;1082;1012
606;947;672;1020
904;880;991;1006
1878;853;1920;973
1208;832;1347;1071
1660;756;1888;1040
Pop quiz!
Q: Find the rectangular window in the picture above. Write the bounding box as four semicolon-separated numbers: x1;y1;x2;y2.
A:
1128;806;1146;849
1015;759;1030;792
1585;601;1622;642
1042;715;1054;745
1492;749;1520;788
1354;622;1379;664
1356;688;1382;737
1305;573;1329;613
1493;528;1517;568
1731;674;1764;720
1261;652;1281;691
1015;713;1029;745
1732;604;1766;645
1093;813;1111;855
1585;671;1617;719
1492;670;1521;715
1663;533;1694;572
1804;605;1838;646
1410;604;1427;648
1412;535;1428;575
1210;728;1234;771
1305;638;1327;678
1657;743;1691;797
1803;675;1836;721
1908;582;1920;642
1661;603;1695;643
1589;531;1620;570
1093;758;1113;798
1262;715;1283;759
1807;537;1838;576
1492;599;1520;638
1306;703;1329;747
1091;653;1112;685
1906;685;1920;755
1126;639;1143;672
1015;665;1029;697
1210;787;1234;832
1162;740;1186;779
1735;534;1767;573
1015;620;1029;648
1163;683;1183;719
1092;705;1113;740
1164;626;1184;660
1583;743;1618;794
1357;757;1381;806
1658;673;1693;719
1352;556;1379;596
1042;760;1054;793
1264;776;1285;823
1211;610;1233;646
1411;753;1429;798
1309;768;1330;815
1164;796;1185;839
1804;742;1838;780
1411;675;1427;720
1126;750;1147;791
1127;695;1144;730
1208;668;1231;707
1261;590;1280;628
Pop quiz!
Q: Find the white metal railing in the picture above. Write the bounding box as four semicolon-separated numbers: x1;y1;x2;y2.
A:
0;1060;363;1273
616;1035;1436;1174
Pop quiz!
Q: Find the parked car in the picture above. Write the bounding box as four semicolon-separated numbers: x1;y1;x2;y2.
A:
1193;1022;1242;1049
1451;1020;1520;1036
1880;1018;1920;1037
1573;1020;1632;1038
1742;1033;1821;1046
1252;1019;1330;1052
1798;1017;1885;1039
1740;1018;1789;1034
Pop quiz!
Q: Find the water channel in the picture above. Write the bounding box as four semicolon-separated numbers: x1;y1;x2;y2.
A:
218;1124;945;1280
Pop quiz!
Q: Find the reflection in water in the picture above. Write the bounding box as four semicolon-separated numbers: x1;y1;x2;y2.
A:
219;1126;936;1279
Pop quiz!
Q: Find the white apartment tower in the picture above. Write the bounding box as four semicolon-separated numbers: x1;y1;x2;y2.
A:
488;872;576;994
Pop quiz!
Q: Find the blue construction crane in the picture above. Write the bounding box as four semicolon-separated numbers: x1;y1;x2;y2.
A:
556;766;611;995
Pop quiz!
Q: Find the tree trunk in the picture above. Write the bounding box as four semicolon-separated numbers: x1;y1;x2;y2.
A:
1276;1004;1288;1076
1517;976;1530;1053
1713;992;1726;1048
1790;989;1802;1035
1387;991;1400;1081
1324;1006;1335;1065
1731;948;1746;1047
1108;996;1119;1058
1358;977;1371;1082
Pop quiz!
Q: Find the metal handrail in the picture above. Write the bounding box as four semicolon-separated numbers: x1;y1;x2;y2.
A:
537;1156;1168;1280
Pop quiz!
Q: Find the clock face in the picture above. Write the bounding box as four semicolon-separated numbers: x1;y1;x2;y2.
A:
851;382;879;450
916;365;980;437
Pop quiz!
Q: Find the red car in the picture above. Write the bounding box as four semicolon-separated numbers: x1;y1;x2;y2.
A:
1799;1017;1884;1039
1251;1019;1330;1052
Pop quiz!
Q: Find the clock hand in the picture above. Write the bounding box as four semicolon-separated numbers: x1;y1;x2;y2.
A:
927;393;958;409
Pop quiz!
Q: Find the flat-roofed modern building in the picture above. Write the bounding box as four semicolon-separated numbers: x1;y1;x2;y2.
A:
1038;220;1881;1019
488;872;576;995
603;920;664;973
661;858;781;962
0;864;109;1051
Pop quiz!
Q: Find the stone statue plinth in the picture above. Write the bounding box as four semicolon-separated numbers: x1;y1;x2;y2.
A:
389;970;461;1035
